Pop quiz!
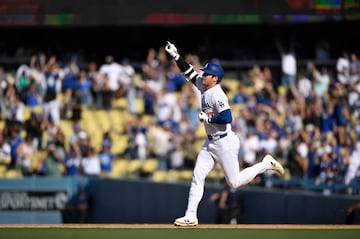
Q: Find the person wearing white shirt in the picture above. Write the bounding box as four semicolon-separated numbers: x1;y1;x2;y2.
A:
336;51;350;85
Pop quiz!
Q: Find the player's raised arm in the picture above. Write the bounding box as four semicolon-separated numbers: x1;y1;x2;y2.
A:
165;41;198;85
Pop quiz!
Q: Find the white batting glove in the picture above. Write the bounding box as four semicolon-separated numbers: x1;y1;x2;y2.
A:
198;111;209;124
165;41;180;60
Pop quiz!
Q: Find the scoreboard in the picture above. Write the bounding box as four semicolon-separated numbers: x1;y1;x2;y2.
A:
0;0;359;26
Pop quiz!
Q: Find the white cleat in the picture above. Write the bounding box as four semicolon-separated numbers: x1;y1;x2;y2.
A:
174;216;199;227
262;154;285;175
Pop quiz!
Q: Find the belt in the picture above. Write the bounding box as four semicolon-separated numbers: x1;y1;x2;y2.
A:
208;133;227;141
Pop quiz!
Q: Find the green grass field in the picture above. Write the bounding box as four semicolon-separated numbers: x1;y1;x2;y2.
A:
0;227;359;239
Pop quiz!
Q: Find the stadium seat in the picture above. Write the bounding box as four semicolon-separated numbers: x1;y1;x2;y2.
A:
152;170;168;182
5;169;23;178
141;158;159;176
0;165;7;178
110;158;129;178
111;135;129;155
126;159;143;177
208;164;224;182
179;169;193;181
166;169;180;182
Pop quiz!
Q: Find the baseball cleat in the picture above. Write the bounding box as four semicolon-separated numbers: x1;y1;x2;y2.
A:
262;154;285;175
174;216;199;227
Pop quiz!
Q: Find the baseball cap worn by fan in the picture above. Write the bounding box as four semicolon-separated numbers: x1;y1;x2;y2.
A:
201;63;224;81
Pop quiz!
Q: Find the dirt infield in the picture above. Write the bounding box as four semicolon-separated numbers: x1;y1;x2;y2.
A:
1;224;360;229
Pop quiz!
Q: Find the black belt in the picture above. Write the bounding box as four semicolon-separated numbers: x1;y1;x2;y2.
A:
208;133;227;141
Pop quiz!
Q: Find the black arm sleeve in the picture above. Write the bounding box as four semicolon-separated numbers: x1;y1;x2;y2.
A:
175;57;199;85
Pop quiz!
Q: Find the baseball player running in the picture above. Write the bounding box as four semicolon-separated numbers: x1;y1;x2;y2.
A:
165;41;284;227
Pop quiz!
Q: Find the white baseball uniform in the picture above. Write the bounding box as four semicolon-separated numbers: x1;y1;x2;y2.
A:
184;74;270;219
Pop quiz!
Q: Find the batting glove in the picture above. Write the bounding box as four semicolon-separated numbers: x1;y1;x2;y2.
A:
198;111;209;124
165;41;180;60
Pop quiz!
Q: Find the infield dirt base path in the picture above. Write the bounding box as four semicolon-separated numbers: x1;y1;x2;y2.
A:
1;224;360;229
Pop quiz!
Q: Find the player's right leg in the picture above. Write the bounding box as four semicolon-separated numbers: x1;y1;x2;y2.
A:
174;216;199;227
174;148;214;227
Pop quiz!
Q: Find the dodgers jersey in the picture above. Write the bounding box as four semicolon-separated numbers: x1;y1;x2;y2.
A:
195;77;231;137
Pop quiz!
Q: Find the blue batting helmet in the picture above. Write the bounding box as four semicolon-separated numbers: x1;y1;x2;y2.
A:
200;63;224;82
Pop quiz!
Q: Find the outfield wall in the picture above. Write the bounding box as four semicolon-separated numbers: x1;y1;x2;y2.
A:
0;177;359;224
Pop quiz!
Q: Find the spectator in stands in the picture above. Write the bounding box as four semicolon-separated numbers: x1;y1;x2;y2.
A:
69;97;83;122
344;140;360;186
61;58;78;117
24;111;44;150
76;70;93;108
15;64;31;102
0;66;7;99
232;84;249;105
99;141;115;177
135;126;147;161
286;137;309;179
98;55;123;99
309;62;330;99
81;146;101;177
140;64;161;116
63;146;81;176
1;83;25;136
349;53;360;85
78;130;91;159
319;101;335;133
148;121;172;170
42;143;64;177
15;134;35;176
240;127;261;169
23;81;42;108
8;123;24;168
51;127;67;161
248;65;266;93
297;69;312;100
88;61;103;109
120;58;137;114
156;84;180;126
0;131;11;166
336;51;350;85
169;134;184;170
42;56;63;126
275;38;297;89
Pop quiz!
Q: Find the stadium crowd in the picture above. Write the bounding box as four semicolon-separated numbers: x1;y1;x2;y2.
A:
0;44;359;195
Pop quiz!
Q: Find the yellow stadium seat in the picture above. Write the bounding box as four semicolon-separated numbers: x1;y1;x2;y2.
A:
23;106;31;121
126;159;143;177
5;169;23;178
208;165;225;181
0;155;11;166
110;159;129;178
0;165;7;178
179;169;193;181
152;170;168;182
141;158;159;175
166;169;180;182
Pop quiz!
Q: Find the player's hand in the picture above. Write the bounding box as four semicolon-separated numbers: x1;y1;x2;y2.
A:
198;111;209;123
165;41;180;60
